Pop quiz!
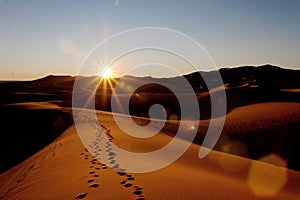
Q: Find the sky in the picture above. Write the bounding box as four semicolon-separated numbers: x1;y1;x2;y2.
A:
0;0;299;80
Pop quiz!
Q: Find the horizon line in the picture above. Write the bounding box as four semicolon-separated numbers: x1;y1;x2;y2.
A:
1;63;298;81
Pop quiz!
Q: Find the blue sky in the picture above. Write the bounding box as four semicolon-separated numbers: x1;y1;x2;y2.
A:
0;0;299;79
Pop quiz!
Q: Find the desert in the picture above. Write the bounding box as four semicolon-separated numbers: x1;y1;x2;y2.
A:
1;65;300;199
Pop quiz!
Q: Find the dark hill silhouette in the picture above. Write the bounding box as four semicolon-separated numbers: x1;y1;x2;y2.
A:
1;64;299;116
1;64;300;118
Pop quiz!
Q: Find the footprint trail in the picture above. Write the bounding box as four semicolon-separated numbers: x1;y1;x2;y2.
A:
74;117;146;200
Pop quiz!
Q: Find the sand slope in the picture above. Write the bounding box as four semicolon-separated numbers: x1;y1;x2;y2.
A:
1;110;300;200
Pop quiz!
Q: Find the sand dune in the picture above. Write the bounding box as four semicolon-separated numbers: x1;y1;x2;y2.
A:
0;103;73;173
1;109;300;200
161;102;300;170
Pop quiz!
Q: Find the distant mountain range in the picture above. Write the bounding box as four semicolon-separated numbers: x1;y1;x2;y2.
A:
2;64;300;92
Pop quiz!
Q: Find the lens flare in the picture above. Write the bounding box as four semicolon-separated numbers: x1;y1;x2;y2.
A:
247;160;287;197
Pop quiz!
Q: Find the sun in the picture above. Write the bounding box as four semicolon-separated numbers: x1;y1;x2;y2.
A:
101;68;112;78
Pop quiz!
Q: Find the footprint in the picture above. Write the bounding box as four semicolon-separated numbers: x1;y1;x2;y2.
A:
93;175;99;177
118;172;126;176
127;177;135;181
124;183;132;188
75;193;87;199
134;187;143;191
113;164;120;169
89;171;95;174
108;152;116;156
133;190;143;195
87;179;94;183
110;160;116;164
89;183;100;188
120;180;126;184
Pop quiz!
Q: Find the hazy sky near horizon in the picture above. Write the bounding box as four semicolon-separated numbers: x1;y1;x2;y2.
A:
0;0;299;80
